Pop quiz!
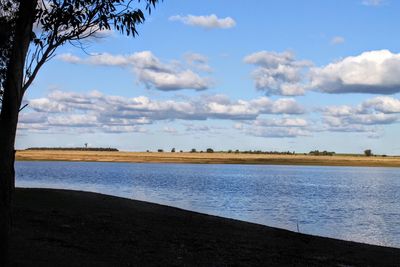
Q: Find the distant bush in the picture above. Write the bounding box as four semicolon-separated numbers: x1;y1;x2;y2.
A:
190;149;196;153
171;148;175;153
157;149;164;153
206;148;214;153
364;149;372;157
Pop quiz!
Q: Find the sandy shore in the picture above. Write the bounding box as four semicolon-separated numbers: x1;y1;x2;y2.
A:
11;188;400;266
16;150;400;167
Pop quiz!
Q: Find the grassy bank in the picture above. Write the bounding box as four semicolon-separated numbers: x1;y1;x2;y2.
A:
16;150;400;167
11;188;400;266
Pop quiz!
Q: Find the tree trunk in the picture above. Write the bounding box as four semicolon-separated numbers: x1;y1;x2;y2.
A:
0;1;37;265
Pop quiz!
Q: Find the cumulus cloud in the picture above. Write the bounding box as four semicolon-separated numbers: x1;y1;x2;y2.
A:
48;115;98;127
244;51;312;96
29;98;71;113
57;51;212;91
233;117;311;138
321;96;400;134
244;49;400;96
362;96;400;113
19;113;47;124
169;14;236;29
331;36;345;45
310;50;400;94
20;90;305;134
323;112;397;126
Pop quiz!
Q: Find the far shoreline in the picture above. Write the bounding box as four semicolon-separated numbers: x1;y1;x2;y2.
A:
16;150;400;168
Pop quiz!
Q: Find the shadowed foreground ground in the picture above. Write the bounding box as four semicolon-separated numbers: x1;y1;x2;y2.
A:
11;188;400;266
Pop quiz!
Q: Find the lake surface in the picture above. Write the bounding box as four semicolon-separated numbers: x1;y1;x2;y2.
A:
16;161;400;248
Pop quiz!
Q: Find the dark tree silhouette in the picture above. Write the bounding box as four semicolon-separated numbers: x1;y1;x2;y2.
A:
364;149;372;157
0;1;160;265
0;0;17;109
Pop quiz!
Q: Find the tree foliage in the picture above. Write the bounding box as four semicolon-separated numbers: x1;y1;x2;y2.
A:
364;149;372;157
0;0;160;108
0;0;18;108
24;0;159;93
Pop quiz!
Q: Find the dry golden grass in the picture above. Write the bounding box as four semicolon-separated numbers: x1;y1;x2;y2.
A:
16;150;400;167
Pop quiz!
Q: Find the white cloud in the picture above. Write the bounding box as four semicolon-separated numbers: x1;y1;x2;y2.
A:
48;115;98;127
244;51;311;96
362;96;400;113
271;98;305;114
320;96;400;134
331;36;345;45
169;14;236;29
347;113;398;125
254;118;308;127
362;0;384;6
244;49;400;96
102;125;146;134
138;69;210;91
21;90;305;134
57;53;81;64
321;105;361;117
250;127;310;138
29;98;70;112
163;127;178;134
19;113;47;124
235;117;311;138
58;51;212;91
310;50;400;94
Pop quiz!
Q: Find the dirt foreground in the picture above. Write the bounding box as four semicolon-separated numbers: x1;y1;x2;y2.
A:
11;188;400;266
16;150;400;167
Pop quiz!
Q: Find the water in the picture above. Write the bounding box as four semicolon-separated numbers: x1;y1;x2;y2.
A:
15;161;400;248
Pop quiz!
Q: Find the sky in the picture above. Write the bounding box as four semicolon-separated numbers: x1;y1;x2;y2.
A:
16;0;400;154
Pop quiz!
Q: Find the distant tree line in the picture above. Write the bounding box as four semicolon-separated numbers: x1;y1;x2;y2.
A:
230;150;295;155
308;150;335;156
149;149;296;154
26;147;119;152
146;148;390;157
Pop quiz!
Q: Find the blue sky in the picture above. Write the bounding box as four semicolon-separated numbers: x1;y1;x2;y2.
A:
17;0;400;154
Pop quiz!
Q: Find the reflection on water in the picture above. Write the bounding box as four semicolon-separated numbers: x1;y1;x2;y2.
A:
16;161;400;248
